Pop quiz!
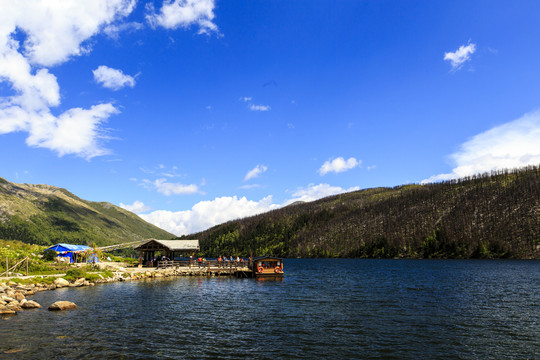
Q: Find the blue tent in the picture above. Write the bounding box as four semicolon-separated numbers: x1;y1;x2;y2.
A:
44;243;91;263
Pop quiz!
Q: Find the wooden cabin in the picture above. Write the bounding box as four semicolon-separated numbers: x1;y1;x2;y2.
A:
250;256;284;278
134;239;199;267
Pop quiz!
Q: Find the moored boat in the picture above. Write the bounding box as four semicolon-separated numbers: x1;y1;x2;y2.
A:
250;256;284;278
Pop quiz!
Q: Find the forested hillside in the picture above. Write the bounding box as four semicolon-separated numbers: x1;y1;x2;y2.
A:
0;178;174;246
186;166;540;259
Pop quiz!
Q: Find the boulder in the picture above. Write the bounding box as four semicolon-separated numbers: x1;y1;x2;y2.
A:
22;300;41;309
49;301;78;311
54;278;70;287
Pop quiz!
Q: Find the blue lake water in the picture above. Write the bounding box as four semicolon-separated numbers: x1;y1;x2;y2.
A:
1;259;539;359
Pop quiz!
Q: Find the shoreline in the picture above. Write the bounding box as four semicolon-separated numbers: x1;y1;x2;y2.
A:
1;265;246;316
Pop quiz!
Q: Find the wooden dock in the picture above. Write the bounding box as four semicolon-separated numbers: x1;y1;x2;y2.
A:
154;260;254;277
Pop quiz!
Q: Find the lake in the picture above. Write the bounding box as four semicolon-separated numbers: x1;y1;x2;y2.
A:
1;259;539;359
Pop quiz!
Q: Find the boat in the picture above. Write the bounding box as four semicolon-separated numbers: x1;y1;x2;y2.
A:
250;256;284;278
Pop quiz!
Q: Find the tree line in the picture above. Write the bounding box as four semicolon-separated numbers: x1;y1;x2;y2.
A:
183;166;540;259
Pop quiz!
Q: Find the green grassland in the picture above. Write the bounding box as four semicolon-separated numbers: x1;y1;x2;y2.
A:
0;179;174;246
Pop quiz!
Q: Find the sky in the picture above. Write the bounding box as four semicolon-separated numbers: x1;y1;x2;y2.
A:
1;0;540;236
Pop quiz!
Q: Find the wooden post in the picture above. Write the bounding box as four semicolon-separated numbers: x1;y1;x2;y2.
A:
5;257;8;277
26;257;28;276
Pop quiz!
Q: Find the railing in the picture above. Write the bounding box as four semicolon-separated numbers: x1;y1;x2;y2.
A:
155;260;249;270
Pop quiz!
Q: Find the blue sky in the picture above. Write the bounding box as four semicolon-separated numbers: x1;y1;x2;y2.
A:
1;1;540;235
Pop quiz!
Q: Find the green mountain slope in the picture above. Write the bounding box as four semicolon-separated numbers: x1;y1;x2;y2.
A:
187;166;540;259
0;178;174;246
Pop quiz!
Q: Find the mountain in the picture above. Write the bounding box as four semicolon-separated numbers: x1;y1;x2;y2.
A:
0;177;174;246
186;166;540;259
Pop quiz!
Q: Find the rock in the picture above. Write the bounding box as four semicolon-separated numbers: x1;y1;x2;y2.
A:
54;278;70;287
22;300;41;309
74;278;86;287
48;301;78;311
14;292;25;302
6;303;21;311
7;281;17;287
0;305;17;315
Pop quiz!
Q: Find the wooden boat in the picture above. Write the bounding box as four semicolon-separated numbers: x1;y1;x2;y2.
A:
250;256;284;278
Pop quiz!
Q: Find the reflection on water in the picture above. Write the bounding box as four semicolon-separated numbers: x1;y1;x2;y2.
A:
1;259;539;359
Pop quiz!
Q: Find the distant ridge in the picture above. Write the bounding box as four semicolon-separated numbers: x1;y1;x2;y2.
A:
0;178;174;246
188;166;540;259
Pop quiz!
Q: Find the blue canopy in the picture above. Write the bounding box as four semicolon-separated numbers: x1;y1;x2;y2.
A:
46;243;90;252
44;244;91;263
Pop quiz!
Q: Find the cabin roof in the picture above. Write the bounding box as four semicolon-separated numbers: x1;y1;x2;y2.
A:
134;239;199;251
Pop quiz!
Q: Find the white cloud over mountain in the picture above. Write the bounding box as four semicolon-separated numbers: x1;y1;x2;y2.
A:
422;110;540;183
129;182;359;235
139;195;279;235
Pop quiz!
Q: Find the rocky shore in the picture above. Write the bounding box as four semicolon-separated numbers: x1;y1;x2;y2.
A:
0;266;235;316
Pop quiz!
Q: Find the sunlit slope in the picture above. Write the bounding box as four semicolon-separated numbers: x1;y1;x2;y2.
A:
0;178;174;246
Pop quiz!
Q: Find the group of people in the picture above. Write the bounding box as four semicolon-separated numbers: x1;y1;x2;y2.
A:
189;255;249;268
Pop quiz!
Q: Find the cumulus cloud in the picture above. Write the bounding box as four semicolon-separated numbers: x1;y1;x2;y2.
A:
318;157;361;175
136;182;361;235
0;1;135;158
120;200;152;214
444;42;476;71
142;178;201;196
93;65;136;90
140;195;280;235
284;183;360;205
244;165;268;181
422;110;540;183
249;104;271;112
146;0;218;34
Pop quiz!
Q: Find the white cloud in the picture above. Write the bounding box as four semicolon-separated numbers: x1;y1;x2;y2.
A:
0;1;135;158
120;200;151;214
318;157;361;175
244;165;268;181
146;0;218;35
249;104;271;112
103;21;144;40
422;110;540;183
240;97;252;102
142;178;201;196
140;195;280;235
284;183;360;205
444;42;476;71
138;182;361;235
93;65;136;90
